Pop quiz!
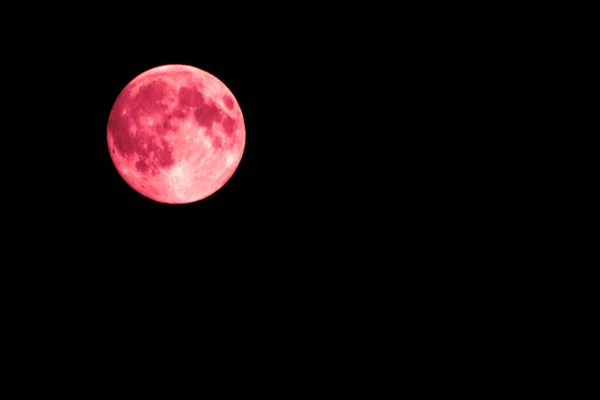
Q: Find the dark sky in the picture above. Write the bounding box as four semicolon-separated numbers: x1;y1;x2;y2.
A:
10;11;399;264
2;8;530;367
8;7;484;277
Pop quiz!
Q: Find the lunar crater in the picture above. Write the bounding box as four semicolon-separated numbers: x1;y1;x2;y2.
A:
223;95;234;109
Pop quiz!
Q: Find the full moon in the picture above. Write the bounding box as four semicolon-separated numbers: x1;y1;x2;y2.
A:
107;64;245;204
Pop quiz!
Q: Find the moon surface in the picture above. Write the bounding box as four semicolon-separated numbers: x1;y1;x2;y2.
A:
107;64;245;204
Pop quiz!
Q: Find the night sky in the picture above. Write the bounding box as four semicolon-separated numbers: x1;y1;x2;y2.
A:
2;7;526;377
12;10;388;265
9;6;453;293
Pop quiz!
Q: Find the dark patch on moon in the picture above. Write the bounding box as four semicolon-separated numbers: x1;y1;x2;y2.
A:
194;102;223;129
135;159;149;173
155;139;175;168
135;136;174;174
179;86;230;133
211;136;223;150
134;80;169;116
155;106;193;135
172;109;187;118
155;118;170;135
109;109;131;136
110;125;135;156
223;95;234;109
222;116;237;136
178;86;205;108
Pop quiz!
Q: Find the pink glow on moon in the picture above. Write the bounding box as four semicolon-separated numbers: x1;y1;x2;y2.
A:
107;64;245;204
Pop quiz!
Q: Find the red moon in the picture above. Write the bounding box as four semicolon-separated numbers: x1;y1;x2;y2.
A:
107;64;245;204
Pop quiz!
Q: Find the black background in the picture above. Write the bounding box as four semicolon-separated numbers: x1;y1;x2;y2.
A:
5;10;410;364
8;9;414;287
6;7;523;281
2;6;549;385
7;7;506;279
10;7;538;289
